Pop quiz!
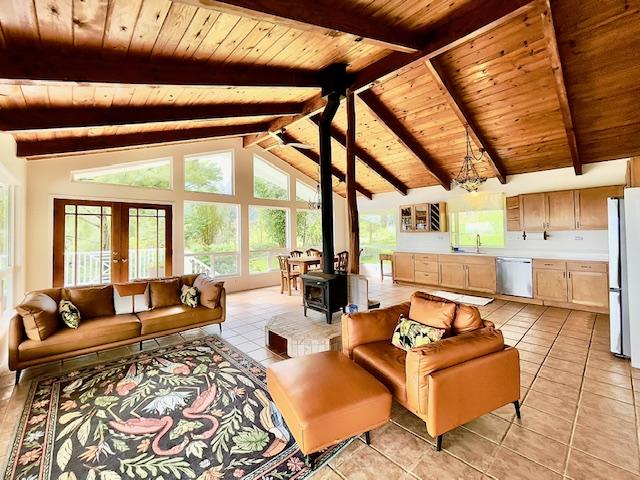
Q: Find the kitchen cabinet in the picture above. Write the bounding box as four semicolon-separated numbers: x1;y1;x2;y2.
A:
626;157;640;188
567;261;608;308
575;186;623;230
414;204;429;231
438;255;496;293
546;190;575;230
393;253;415;282
438;262;465;289
533;268;568;302
466;262;497;293
521;193;547;232
398;203;447;232
400;206;414;232
506;196;521;231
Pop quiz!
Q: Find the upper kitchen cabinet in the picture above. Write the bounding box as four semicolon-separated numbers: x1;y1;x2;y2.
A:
506;196;521;231
400;206;414;232
398;203;447;232
414;204;429;231
521;193;547;232
575;186;623;230
547;190;576;231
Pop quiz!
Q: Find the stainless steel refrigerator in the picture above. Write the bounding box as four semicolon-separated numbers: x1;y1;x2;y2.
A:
608;197;630;357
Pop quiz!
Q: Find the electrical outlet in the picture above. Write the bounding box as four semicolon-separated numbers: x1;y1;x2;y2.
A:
574;235;584;241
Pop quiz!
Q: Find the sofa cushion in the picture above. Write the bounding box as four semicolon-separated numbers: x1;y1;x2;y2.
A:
194;275;224;309
114;282;150;314
63;285;115;319
408;292;456;334
149;278;181;308
353;341;408;404
137;305;223;335
18;314;140;362
16;292;59;341
453;305;484;335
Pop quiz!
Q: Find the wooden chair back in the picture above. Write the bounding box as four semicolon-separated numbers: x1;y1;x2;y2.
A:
277;255;291;275
306;248;322;257
336;251;349;273
290;250;304;257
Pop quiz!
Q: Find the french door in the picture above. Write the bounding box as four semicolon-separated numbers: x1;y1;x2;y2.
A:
53;199;172;287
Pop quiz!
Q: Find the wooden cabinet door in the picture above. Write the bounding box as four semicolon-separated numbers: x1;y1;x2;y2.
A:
506;196;521;231
546;190;575;230
393;253;415;282
575;186;623;230
533;269;568;302
414;204;429;231
400;206;415;232
439;262;465;289
521;193;546;232
568;270;608;308
465;263;497;293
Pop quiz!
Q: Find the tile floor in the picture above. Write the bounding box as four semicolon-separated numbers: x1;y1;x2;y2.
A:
0;278;639;479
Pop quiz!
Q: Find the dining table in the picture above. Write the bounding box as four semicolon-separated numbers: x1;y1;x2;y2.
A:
287;255;323;274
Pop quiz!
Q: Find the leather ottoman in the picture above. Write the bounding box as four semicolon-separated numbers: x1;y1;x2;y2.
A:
266;351;392;466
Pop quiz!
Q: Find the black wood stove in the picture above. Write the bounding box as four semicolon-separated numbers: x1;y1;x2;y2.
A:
301;64;350;324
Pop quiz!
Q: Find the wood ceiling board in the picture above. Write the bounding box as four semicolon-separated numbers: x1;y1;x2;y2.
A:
0;0;40;48
34;0;74;46
126;0;173;55
103;0;144;54
151;3;210;59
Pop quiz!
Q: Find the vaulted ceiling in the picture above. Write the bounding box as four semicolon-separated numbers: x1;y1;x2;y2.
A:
0;0;638;197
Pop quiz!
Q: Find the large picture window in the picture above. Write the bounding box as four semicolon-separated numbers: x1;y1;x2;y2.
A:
72;158;172;190
295;180;317;203
296;209;322;249
249;206;289;273
184;151;234;195
184;201;240;277
359;209;397;264
253;156;289;200
448;193;505;248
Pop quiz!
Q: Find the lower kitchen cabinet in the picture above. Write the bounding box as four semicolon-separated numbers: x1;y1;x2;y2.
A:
438;262;465;289
533;269;568;302
466;263;497;293
568;270;609;308
393;253;415;282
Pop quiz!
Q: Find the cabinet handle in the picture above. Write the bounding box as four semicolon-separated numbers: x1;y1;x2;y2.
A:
568;272;571;278
563;271;566;278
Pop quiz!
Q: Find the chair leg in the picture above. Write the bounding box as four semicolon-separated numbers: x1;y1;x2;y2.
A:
218;323;222;333
435;434;443;451
513;400;521;420
287;277;292;296
307;452;318;470
364;431;371;445
139;341;143;350
280;275;284;294
15;369;21;385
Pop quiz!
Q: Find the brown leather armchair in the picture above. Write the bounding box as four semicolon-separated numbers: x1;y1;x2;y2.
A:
342;293;520;450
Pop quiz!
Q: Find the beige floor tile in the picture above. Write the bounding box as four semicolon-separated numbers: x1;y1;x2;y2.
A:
487;447;562;480
542;356;585;375
580;390;635;420
523;390;577;420
502;424;568;473
518;350;546;364
537;365;582;389
311;466;343;480
530;377;580;401
582;376;634;404
516;405;573;444
584;366;632;389
368;422;428;470
330;439;409;479
410;447;484;480
441;428;498;471
572;424;640;473
462;413;511;443
516;342;551;355
520;359;541;375
566;448;640;480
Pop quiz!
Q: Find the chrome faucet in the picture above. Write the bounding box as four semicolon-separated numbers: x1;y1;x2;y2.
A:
475;234;482;254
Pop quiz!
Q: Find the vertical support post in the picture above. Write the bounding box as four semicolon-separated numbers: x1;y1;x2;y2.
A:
346;91;360;274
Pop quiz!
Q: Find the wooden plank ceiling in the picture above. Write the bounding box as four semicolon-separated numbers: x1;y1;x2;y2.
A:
0;0;638;197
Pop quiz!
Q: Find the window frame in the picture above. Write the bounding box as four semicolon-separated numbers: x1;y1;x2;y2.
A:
248;204;290;274
71;157;174;191
183;149;235;196
0;184;14;313
449;209;505;248
183;200;241;279
253;155;290;201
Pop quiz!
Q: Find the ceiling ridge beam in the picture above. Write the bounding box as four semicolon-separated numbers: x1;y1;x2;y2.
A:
0;51;321;88
357;90;451;190
274;131;373;199
0;103;305;132
18;123;268;158
175;0;420;53
424;59;507;184
309;115;409;195
539;0;582;175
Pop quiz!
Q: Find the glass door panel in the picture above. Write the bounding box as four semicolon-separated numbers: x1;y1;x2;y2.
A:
125;204;172;281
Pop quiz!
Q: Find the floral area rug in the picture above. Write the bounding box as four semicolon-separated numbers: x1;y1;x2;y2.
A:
3;336;349;480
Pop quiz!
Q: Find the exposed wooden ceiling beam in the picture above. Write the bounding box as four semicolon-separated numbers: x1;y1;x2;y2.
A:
274;131;373;199
351;0;537;92
309;115;409;196
539;0;582;175
0;51;321;88
246;0;537;154
424;59;507;184
177;0;420;53
357;90;451;190
18;123;269;158
0;103;303;132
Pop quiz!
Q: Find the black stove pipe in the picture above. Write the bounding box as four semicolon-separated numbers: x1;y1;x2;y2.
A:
318;92;341;274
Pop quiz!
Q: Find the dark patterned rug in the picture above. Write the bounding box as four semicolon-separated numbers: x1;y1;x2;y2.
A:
3;336;349;480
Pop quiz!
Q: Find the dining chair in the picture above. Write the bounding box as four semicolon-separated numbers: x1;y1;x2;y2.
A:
290;250;304;257
336;250;349;273
306;248;322;257
277;255;300;296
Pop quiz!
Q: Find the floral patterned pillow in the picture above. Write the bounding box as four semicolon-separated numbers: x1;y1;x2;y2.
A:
58;300;81;329
391;315;445;351
180;285;199;308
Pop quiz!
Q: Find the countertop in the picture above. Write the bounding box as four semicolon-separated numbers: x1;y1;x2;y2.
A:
393;249;609;262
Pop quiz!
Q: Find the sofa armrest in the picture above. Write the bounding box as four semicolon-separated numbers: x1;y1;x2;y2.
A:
8;314;23;371
405;327;504;414
342;301;410;358
219;288;226;322
483;320;495;329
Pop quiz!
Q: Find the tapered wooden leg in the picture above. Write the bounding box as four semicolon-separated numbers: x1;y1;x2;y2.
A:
513;400;521;420
365;431;371;445
280;275;284;294
15;369;21;385
287;277;292;296
218;323;222;333
436;434;443;451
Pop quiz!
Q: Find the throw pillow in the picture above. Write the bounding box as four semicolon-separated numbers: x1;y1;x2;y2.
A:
149;278;181;308
453;304;484;334
113;283;150;314
408;292;456;335
63;285;115;319
59;300;81;329
391;315;446;351
16;292;59;341
194;275;224;309
180;285;199;308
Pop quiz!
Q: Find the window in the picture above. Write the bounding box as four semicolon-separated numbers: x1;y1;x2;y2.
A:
72;158;172;189
249;206;289;273
296;209;322;248
296;180;318;203
184;151;234;195
184;202;240;277
448;193;505;248
359;209;397;264
253;156;289;200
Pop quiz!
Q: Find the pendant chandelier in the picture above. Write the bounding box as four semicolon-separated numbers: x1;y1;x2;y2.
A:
452;127;487;193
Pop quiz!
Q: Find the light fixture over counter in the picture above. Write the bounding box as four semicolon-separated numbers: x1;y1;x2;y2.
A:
452;127;487;193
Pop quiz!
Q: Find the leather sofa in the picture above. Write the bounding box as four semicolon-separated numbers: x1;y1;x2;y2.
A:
342;292;520;450
9;274;225;383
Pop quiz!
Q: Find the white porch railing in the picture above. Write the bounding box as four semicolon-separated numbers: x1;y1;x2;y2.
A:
64;249;162;286
184;252;240;277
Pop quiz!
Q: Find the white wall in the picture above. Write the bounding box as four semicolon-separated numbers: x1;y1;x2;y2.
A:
25;138;347;293
358;160;627;260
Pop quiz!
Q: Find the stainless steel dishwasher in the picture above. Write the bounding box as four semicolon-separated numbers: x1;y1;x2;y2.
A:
496;257;533;298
